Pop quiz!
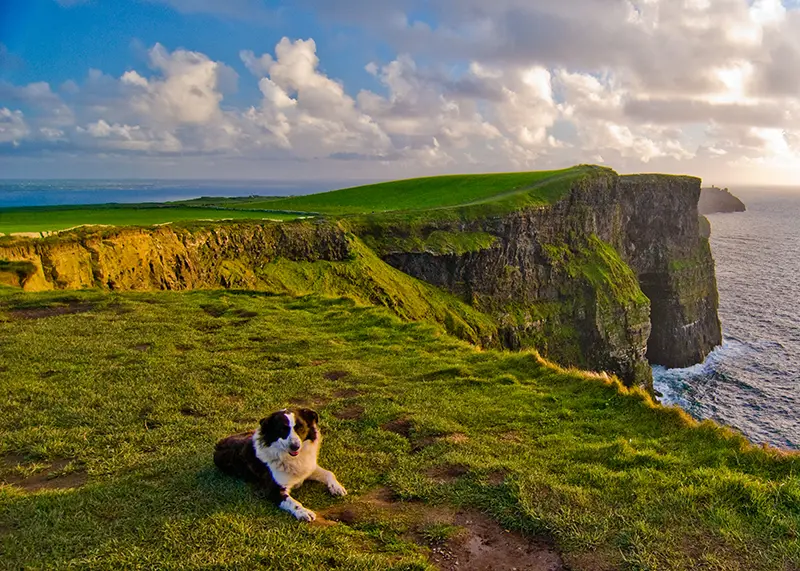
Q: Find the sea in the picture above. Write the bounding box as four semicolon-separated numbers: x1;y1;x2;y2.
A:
654;187;800;450
1;180;798;450
0;179;349;208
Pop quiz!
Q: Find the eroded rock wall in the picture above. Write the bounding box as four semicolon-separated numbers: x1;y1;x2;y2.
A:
0;221;350;292
617;175;722;367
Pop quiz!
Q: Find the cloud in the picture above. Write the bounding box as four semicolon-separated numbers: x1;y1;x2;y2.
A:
241;38;392;157
7;2;800;183
0;108;29;145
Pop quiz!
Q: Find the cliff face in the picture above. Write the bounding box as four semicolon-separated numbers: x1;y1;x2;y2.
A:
0;222;351;291
361;171;722;386
698;187;746;214
617;176;722;368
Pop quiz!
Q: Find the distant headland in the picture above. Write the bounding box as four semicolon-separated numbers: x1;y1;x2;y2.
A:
699;186;747;214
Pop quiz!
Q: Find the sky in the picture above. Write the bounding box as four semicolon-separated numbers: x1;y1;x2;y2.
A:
1;0;800;185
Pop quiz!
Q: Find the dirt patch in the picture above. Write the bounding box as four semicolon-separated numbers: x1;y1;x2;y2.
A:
10;302;95;320
500;431;523;443
333;388;363;399
333;404;365;420
1;456;87;492
321;487;562;571
39;369;58;379
427;464;469;484
412;436;438;453
132;343;152;352
444;433;469;444
487;471;508;486
200;304;227;318
431;511;562;571
230;309;258;319
382;417;412;438
324;370;350;381
380;418;437;452
175;344;194;352
310;359;328;366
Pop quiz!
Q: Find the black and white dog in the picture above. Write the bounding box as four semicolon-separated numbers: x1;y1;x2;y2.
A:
214;408;346;521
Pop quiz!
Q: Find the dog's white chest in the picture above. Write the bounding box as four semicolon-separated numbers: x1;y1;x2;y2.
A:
269;445;318;490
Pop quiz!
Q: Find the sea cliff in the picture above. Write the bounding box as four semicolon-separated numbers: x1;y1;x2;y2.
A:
698;186;747;214
0;167;722;389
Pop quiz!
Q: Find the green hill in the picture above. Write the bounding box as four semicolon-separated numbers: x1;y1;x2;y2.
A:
221;166;595;216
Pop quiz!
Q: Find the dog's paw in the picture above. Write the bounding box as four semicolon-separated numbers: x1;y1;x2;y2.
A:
328;480;347;496
293;506;317;522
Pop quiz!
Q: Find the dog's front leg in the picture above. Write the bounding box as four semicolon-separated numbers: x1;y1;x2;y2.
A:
310;467;347;496
277;491;316;521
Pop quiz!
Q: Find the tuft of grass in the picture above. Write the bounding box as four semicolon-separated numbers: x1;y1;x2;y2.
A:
0;288;798;570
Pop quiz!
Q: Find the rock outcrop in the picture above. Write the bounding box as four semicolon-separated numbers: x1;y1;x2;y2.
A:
698;187;746;214
0;222;351;291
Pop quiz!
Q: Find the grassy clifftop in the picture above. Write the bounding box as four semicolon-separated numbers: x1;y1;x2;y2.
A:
1;289;797;570
203;165;602;216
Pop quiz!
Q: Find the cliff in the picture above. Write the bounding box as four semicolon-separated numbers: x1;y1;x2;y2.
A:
0;166;723;389
698;187;746;214
0;221;497;345
355;170;721;386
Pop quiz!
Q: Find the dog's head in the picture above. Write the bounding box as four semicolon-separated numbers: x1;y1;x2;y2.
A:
258;408;319;457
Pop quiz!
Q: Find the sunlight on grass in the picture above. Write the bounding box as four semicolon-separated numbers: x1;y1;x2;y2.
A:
0;288;798;569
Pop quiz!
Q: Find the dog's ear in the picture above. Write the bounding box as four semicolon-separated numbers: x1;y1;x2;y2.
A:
298;408;319;426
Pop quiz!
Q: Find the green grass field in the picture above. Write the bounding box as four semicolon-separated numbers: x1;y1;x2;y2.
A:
1;166;599;234
212;167;590;215
1;288;798;570
0;205;301;235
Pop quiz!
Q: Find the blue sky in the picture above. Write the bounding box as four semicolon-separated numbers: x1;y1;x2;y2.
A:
1;0;799;184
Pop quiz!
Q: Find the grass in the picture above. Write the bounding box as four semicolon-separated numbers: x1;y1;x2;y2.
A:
0;205;301;235
216;167;594;216
1;288;798;570
1;165;605;234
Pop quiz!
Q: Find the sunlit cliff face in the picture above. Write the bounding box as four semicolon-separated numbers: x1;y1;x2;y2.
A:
1;0;799;184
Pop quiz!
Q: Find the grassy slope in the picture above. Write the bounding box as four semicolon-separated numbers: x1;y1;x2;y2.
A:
0;206;300;235
221;167;590;215
1;289;798;570
0;166;599;234
254;236;498;346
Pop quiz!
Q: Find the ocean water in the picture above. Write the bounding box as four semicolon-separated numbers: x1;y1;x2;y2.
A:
654;188;800;450
0;179;349;208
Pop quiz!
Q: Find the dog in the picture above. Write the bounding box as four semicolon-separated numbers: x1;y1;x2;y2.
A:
213;408;346;521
